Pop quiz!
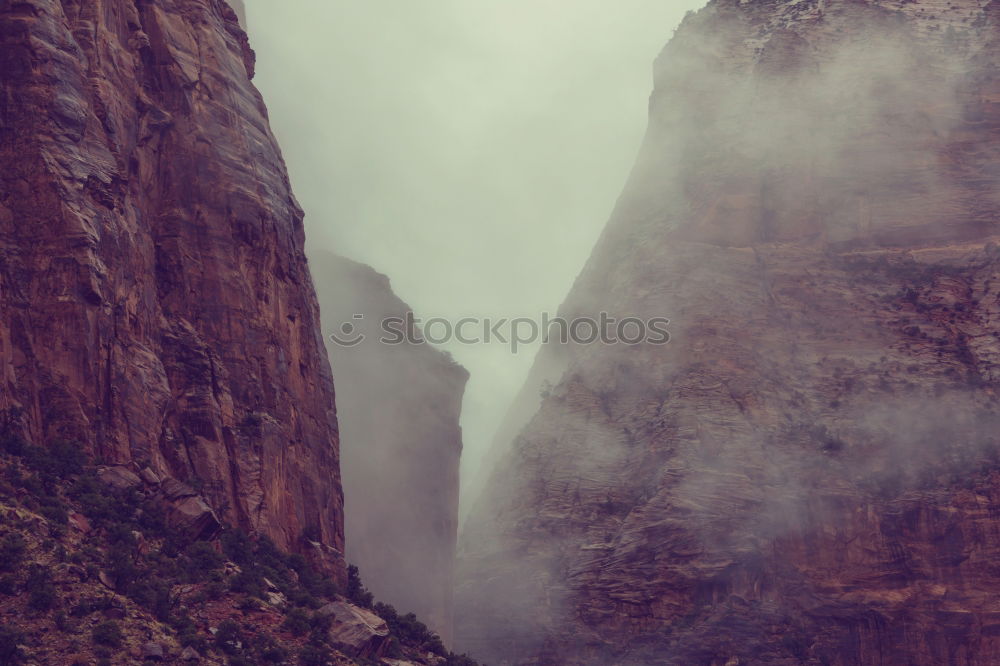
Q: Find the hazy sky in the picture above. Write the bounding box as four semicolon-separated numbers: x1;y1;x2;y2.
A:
245;0;706;503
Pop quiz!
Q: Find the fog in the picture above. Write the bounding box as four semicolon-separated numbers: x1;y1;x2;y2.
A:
243;0;706;508
452;3;1000;662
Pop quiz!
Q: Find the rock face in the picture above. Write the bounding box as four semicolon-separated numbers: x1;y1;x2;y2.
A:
457;1;1000;664
319;599;392;659
311;253;468;644
0;0;344;579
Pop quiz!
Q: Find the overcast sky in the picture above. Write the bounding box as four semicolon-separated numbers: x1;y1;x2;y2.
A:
245;0;707;504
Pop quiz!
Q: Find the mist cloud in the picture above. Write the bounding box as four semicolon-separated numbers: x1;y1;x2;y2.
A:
243;0;707;509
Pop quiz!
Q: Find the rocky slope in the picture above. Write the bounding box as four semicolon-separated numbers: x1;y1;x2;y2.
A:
311;253;468;646
457;1;1000;664
0;0;344;576
0;439;473;665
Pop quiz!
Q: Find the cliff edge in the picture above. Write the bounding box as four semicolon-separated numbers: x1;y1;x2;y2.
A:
457;1;1000;664
0;0;344;577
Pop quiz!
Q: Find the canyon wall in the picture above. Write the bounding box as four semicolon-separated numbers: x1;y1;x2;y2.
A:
0;0;344;579
457;1;1000;664
311;252;467;644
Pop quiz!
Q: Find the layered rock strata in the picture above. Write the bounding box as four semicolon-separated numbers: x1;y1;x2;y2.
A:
457;1;1000;664
0;0;344;577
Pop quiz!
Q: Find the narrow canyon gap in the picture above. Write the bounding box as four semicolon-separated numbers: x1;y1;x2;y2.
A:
243;0;708;520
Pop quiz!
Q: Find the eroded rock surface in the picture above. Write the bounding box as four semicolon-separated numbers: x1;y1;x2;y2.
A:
457;1;1000;664
318;599;391;659
0;0;343;579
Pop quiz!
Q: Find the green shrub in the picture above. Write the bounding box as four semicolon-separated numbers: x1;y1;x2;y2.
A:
23;440;86;478
106;542;138;593
70;475;141;528
297;642;331;666
25;566;56;612
346;565;372;608
170;614;206;650
285;554;336;601
228;570;264;598
287;587;321;609
129;579;172;621
136;501;168;534
374;601;446;655
203;580;226;601
54;611;71;633
92;621;123;648
38;499;68;526
282;608;310;636
185;541;224;577
214;620;243;655
253;633;288;663
308;612;331;634
0;535;26;573
238;597;261;613
0;432;26;457
220;530;255;567
0;624;25;665
0;408;27;458
253;536;289;572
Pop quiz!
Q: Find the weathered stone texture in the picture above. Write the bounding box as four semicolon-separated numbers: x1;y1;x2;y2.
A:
457;1;1000;664
0;0;344;579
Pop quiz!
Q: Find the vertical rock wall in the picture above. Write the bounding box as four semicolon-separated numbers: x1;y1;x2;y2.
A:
312;253;467;644
0;0;344;578
457;1;1000;663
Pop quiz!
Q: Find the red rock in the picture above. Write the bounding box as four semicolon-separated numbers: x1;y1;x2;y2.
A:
158;491;221;542
98;571;115;591
139;467;162;486
97;466;142;491
318;600;391;659
0;0;343;582
457;1;1000;664
141;642;165;661
67;511;91;534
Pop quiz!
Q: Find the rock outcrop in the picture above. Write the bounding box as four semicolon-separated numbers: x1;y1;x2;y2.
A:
311;253;468;644
319;599;392;659
457;1;1000;664
0;0;344;579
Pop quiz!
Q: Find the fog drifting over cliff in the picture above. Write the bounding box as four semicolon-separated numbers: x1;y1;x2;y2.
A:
243;0;705;509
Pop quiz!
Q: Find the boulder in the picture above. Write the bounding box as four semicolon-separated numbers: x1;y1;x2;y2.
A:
318;600;390;659
67;511;91;534
265;590;287;608
139;467;162;485
97;466;142;490
141;642;165;660
97;570;115;590
154;479;221;540
102;599;126;619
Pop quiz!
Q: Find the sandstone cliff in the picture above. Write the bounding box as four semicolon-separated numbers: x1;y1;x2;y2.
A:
457;1;1000;664
311;252;468;645
0;0;344;578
